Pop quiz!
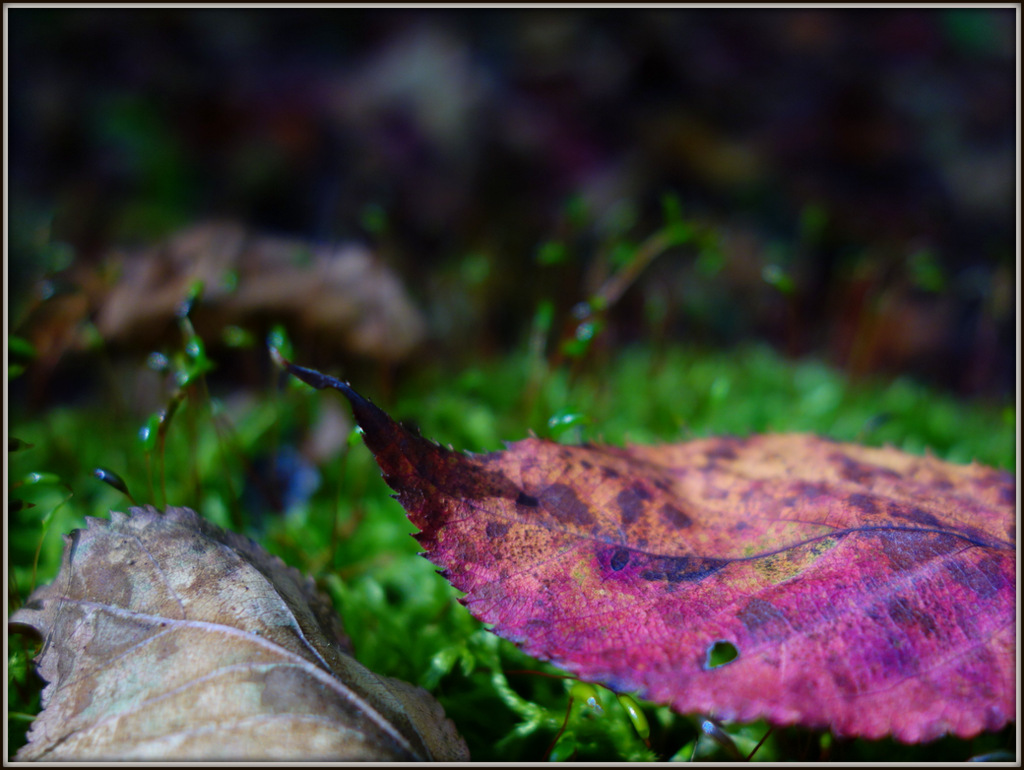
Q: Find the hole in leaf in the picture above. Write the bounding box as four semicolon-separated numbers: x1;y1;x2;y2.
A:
704;640;739;669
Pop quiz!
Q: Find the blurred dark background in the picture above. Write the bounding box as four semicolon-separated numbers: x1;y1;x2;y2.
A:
7;8;1018;403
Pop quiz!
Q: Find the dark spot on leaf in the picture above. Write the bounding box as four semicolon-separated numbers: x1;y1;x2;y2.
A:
581;460;592;470
946;554;1009;600
953;603;982;640
704;640;739;669
792;480;829;499
878;530;957;572
737;598;789;642
610;547;630;571
600;466;620;479
616;486;648;526
832;453;901;485
830;668;858;698
887;596;937;637
486;521;510;539
641;555;728;583
659;503;692;529
887;504;942;528
540;483;595;527
870;630;920;676
706;443;738;461
998;484;1015;506
978;468;1014;487
848;493;879;515
516;491;539;508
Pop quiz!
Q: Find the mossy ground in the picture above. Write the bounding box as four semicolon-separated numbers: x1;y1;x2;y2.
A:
7;338;1015;761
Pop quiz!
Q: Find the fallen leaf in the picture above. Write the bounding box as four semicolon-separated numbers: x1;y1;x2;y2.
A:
281;359;1016;744
106;221;426;360
8;505;469;761
17;221;426;371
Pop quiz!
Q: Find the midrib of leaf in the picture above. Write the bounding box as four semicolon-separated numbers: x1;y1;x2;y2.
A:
50;598;424;759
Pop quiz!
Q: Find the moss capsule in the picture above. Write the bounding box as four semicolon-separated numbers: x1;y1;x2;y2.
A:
569;681;603;713
616;693;649;741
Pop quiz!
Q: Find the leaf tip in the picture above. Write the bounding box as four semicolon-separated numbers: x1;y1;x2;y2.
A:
272;357;416;473
271;351;373;412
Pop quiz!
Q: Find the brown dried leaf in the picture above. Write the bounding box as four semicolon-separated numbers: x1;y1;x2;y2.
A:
92;220;425;361
9;506;468;761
